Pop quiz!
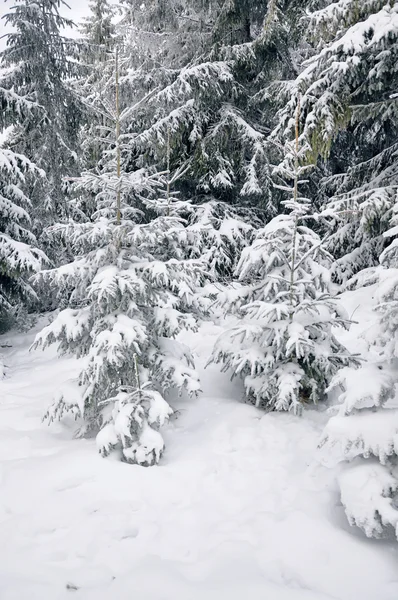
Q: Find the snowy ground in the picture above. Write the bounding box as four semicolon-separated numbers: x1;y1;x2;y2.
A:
1;309;398;599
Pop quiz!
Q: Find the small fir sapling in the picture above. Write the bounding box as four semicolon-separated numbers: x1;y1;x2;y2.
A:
211;99;358;413
33;50;204;465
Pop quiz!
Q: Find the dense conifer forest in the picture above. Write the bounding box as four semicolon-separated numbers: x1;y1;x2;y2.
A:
1;2;398;597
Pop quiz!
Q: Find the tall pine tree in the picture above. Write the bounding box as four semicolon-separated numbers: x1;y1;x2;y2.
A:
1;0;83;220
273;0;398;283
0;135;47;333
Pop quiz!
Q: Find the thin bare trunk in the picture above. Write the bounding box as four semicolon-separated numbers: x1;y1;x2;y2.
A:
166;127;171;216
115;46;121;225
289;94;301;320
133;353;141;400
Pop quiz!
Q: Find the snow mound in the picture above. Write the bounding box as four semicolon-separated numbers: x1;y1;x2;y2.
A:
339;461;398;539
0;323;398;599
319;409;398;466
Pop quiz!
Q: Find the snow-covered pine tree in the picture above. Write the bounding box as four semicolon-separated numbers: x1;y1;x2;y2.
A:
0;27;51;331
318;198;398;540
0;0;83;221
211;103;357;413
80;0;116;64
32;52;206;466
273;0;398;284
123;48;261;206
74;6;263;280
77;0;117;176
0;135;47;333
32;167;206;465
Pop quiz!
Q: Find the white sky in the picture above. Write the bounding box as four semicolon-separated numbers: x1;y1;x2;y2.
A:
0;0;93;50
63;0;93;36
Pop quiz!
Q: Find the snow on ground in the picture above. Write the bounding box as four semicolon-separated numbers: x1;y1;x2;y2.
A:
1;315;398;600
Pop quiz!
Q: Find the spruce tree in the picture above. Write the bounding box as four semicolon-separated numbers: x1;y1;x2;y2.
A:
80;0;115;64
0;67;48;331
319;196;398;540
33;164;206;464
273;0;398;283
33;54;208;465
77;0;116;170
0;141;47;333
0;0;83;220
210;105;357;412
